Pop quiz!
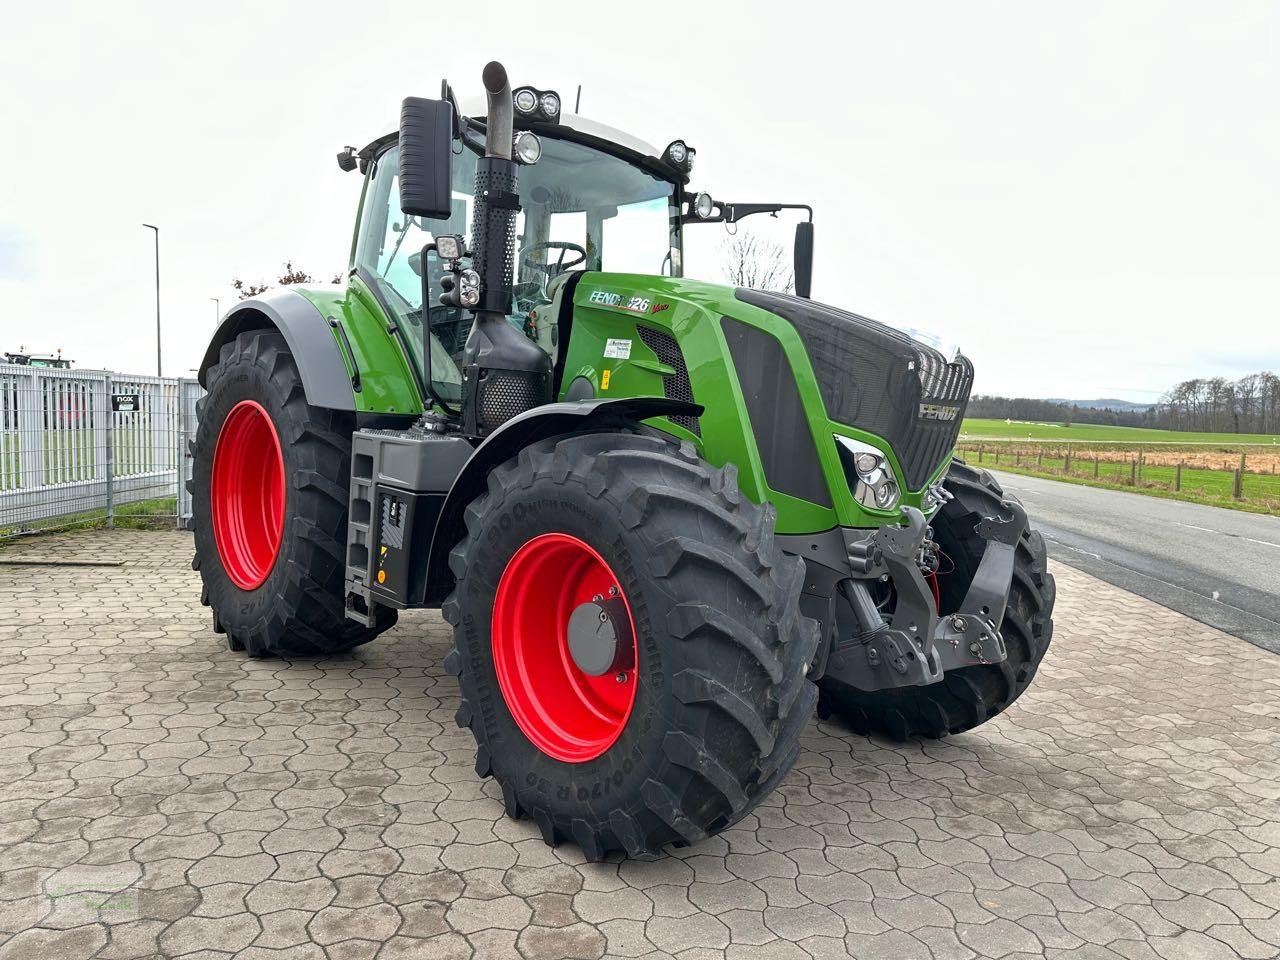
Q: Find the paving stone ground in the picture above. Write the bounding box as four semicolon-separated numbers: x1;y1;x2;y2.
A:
1;529;1278;960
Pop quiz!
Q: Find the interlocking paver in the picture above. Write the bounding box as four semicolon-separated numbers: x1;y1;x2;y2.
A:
2;528;1279;960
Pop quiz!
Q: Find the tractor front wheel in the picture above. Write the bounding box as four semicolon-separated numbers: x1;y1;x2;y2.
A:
191;329;395;657
444;432;818;859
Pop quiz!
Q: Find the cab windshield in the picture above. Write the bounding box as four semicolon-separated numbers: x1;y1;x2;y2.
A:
354;135;681;400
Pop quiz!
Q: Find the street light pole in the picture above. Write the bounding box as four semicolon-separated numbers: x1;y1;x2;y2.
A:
142;224;161;376
210;297;221;325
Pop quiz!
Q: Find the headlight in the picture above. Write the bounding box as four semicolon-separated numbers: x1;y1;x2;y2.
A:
459;269;481;308
834;436;901;511
514;88;538;114
694;192;714;219
539;91;560;118
513;130;542;164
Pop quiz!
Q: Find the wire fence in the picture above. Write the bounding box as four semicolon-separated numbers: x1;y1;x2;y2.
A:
958;439;1280;512
0;363;205;539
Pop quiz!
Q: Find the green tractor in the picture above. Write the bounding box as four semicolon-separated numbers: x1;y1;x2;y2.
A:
192;62;1055;859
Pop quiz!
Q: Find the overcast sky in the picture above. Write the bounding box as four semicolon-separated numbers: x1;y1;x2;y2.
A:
2;1;1276;400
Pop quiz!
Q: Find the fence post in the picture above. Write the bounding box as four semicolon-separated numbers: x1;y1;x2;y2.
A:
105;375;114;529
16;369;44;525
1036;449;1042;468
1136;449;1143;483
1129;459;1136;486
1175;462;1182;491
1093;456;1099;478
978;444;984;463
1064;443;1072;473
1233;468;1243;500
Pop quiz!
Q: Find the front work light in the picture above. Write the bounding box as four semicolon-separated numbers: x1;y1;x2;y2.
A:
514;130;542;165
834;436;900;511
514;88;538;114
663;140;695;175
434;234;464;261
513;86;561;123
694;192;715;219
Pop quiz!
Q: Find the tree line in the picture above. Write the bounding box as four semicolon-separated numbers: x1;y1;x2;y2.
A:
969;370;1280;435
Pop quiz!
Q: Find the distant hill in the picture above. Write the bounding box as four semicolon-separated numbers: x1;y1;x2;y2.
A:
1046;398;1154;413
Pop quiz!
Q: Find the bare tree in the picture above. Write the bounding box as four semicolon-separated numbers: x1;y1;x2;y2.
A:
232;261;344;300
721;232;794;293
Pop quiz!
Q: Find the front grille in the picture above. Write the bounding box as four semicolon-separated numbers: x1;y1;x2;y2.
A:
734;289;973;489
637;326;700;435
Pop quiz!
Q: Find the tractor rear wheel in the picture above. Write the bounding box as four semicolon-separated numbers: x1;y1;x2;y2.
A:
818;460;1055;740
191;329;395;657
443;431;818;859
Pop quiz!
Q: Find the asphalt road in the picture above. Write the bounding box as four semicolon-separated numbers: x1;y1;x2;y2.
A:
991;470;1280;653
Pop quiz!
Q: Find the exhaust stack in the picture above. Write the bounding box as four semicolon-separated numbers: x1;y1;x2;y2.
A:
460;61;552;437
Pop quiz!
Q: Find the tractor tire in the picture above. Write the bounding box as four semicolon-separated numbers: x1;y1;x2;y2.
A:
191;329;395;657
818;460;1055;741
443;431;818;859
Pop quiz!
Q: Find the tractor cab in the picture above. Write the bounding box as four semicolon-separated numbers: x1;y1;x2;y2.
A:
352;107;682;401
347;92;812;411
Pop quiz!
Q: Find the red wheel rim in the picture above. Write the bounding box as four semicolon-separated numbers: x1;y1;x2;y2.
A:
211;400;285;590
492;533;639;763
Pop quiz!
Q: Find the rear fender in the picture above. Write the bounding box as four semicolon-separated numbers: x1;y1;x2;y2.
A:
420;396;702;605
198;288;356;410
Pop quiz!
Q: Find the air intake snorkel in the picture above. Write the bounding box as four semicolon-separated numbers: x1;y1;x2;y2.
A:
460;61;552;436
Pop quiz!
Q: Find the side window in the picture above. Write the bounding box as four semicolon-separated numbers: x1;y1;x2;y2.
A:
355;149;469;312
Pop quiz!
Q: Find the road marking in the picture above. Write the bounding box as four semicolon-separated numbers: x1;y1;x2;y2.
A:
1046;536;1280;629
1055;543;1103;561
1173;521;1217;534
1172;520;1280;551
1243;536;1280;550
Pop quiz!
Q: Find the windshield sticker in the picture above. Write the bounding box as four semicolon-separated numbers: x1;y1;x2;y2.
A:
604;339;632;360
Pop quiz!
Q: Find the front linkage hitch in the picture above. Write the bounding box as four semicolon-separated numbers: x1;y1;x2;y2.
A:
825;500;1029;693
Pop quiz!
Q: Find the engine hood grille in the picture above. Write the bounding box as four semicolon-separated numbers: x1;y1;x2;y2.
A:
734;289;973;490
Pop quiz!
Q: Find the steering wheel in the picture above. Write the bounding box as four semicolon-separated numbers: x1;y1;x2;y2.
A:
520;241;588;280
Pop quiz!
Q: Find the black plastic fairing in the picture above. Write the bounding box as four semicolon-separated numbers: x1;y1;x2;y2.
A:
721;316;832;508
735;289;972;490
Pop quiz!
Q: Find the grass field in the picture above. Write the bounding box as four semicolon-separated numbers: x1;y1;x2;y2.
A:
957;423;1280;516
962;418;1280;445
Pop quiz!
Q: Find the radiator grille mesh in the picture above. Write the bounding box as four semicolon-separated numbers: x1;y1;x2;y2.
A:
637;326;700;435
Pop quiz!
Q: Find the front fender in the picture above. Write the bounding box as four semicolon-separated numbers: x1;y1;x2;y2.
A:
421;396;702;605
198;288;356;411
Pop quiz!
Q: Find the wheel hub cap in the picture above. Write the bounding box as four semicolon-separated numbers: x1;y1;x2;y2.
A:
491;533;639;762
210;400;285;590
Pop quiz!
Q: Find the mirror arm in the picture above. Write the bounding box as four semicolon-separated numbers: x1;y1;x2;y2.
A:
680;201;813;226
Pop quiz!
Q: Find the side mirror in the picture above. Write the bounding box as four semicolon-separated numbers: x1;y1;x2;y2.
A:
398;97;454;219
794;221;814;299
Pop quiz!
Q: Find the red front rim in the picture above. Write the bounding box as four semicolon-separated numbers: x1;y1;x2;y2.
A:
492;533;639;763
211;400;285;591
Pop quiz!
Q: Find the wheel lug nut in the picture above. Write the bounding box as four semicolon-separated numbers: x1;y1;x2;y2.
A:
615;672;628;683
608;585;620;597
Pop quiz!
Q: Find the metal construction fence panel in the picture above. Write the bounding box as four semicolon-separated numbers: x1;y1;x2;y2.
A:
0;363;206;538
